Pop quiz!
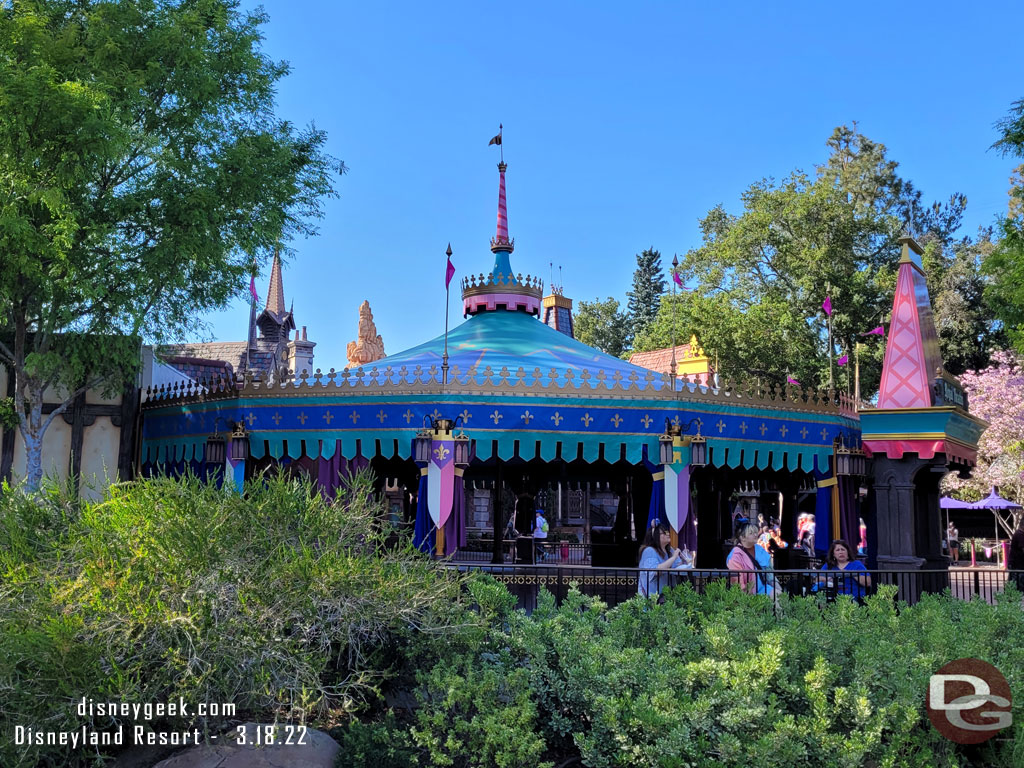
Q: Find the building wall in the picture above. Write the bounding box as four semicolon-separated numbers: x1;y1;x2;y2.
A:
1;364;137;499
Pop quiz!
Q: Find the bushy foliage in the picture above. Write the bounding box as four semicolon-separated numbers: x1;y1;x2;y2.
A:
942;350;1024;503
406;580;1024;768
0;473;474;768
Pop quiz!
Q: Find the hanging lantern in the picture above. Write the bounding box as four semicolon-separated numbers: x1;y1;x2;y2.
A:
414;429;433;464
454;432;470;466
690;434;707;467
205;434;226;465
658;434;675;465
835;441;853;476
229;422;250;461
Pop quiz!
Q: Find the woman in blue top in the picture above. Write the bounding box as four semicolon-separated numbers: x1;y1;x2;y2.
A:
820;539;871;600
637;523;683;597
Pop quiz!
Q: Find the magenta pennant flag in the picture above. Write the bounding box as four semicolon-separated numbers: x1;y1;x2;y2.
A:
445;256;456;288
837;354;849;366
787;376;800;386
822;296;832;316
249;276;260;304
860;325;884;336
673;271;684;288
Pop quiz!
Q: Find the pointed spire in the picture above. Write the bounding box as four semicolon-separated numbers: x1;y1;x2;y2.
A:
490;162;514;254
266;251;286;317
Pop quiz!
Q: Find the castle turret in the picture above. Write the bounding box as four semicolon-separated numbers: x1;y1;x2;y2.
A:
461;159;543;316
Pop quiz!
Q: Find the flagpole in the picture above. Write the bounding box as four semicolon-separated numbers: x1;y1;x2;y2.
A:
670;255;678;385
443;244;452;391
854;342;861;409
826;283;833;390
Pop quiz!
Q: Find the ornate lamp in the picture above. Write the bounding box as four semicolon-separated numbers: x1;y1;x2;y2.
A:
834;438;853;476
660;417;706;466
414;428;433;464
454;429;470;467
205;433;226;465
690;429;707;467
229;422;250;462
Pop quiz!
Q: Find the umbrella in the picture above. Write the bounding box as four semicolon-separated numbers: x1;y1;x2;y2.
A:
969;487;1023;510
940;496;975;509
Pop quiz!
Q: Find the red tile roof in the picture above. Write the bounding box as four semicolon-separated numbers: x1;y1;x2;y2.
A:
628;344;693;374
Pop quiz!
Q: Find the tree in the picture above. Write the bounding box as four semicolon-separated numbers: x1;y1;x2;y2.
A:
0;0;343;490
942;351;1024;503
983;98;1024;355
574;297;628;357
676;125;979;395
625;248;664;347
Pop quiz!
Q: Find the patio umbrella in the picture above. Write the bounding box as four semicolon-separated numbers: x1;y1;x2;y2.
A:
940;496;975;509
969;487;1023;510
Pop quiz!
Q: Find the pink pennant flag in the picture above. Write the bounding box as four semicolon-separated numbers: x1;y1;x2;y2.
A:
822;296;832;316
837;354;849;366
673;271;684;288
249;275;260;305
445;255;456;288
787;376;800;386
859;325;884;336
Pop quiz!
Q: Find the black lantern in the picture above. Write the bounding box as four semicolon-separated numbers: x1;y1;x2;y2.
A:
690;433;707;467
414;429;433;464
205;434;226;465
454;431;470;466
835;439;853;476
230;422;250;461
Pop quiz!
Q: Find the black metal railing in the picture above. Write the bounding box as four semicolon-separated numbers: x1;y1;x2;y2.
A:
446;564;1023;614
451;539;591;565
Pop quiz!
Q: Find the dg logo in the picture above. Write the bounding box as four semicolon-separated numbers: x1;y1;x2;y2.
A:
927;658;1013;744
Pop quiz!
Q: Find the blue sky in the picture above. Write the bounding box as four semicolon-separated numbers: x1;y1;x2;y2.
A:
194;1;1024;369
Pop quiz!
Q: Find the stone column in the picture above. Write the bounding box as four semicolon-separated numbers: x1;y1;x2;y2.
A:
871;456;925;570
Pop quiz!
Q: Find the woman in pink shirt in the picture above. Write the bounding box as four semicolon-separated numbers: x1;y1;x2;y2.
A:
727;523;761;594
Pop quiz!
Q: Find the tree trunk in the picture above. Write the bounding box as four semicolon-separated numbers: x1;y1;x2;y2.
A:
18;384;46;492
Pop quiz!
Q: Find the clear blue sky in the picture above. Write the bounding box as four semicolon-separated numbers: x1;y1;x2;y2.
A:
194;0;1024;369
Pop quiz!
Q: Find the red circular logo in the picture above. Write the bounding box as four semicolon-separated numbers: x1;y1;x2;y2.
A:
926;658;1012;744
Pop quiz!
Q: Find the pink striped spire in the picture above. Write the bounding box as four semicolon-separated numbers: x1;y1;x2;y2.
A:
490;162;514;253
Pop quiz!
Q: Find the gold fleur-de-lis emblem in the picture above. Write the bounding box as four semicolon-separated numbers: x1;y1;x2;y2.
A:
459;409;472;422
821;427;829;442
581;412;593;427
800;427;809;439
246;411;257;426
779;424;789;437
349;410;360;424
671;415;682;428
433;444;450;461
739;422;748;434
403;409;414;424
272;412;282;425
297;412;308;425
641;414;653;428
759;423;768;436
323;410;334;424
716;419;726;433
377;409;387;423
431;409;443;421
522;410;533;424
490;410;503;425
551;412;563;426
611;414;623;428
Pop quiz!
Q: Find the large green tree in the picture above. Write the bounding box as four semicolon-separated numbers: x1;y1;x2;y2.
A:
983;97;1024;355
625;247;664;347
664;125;983;395
573;297;628;357
0;0;343;490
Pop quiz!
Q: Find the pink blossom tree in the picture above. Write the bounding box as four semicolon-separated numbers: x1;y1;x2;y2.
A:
942;351;1024;502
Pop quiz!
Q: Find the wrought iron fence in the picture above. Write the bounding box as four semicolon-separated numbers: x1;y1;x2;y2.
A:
452;539;591;565
447;564;1024;614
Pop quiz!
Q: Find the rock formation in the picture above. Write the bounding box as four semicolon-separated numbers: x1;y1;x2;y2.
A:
346;300;385;367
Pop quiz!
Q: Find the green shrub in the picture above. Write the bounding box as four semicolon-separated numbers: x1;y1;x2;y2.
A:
0;472;477;768
407;580;1024;768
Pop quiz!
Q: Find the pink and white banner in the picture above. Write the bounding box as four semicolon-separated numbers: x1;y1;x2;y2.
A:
663;463;692;533
427;437;455;528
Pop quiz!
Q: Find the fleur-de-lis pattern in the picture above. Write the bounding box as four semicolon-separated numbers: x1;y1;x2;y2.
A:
490;410;503;424
433;444;450;461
